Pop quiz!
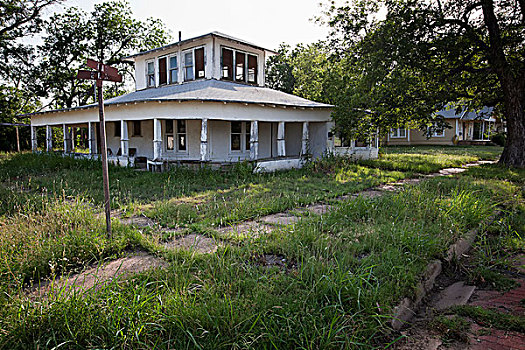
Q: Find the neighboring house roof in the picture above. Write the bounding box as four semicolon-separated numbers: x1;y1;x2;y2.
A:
435;106;495;121
24;79;333;117
124;31;278;61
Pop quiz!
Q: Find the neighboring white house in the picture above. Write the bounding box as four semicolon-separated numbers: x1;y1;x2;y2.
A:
28;32;337;171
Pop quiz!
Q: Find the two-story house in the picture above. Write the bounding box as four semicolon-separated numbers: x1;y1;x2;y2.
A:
28;32;334;171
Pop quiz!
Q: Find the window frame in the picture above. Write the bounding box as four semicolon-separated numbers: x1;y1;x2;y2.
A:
158;55;168;86
182;46;206;82
146;59;156;88
390;128;407;138
132;120;142;137
168;54;178;85
428;123;446;137
176;120;188;153
220;46;259;85
230;121;250;153
165;120;175;151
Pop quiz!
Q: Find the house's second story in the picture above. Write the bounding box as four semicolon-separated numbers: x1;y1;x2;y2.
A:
125;32;277;91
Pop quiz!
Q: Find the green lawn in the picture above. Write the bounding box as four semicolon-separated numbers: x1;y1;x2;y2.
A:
1;146;521;349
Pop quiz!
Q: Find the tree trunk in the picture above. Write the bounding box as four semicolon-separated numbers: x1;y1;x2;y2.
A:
499;76;525;167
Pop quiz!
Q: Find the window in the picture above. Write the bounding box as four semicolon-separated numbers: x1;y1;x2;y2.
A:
195;47;205;79
428;123;445;137
235;51;245;82
114;121;121;137
222;48;233;80
230;121;250;152
158;57;167;85
166;120;174;150
146;60;155;87
169;55;178;84
177;120;187;151
184;51;194;81
132;121;141;137
390;128;407;138
247;55;257;83
221;47;258;84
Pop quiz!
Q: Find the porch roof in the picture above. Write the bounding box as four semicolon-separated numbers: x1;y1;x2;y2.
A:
24;79;333;118
435;106;495;121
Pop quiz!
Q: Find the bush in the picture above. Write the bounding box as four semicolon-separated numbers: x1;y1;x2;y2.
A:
490;132;506;146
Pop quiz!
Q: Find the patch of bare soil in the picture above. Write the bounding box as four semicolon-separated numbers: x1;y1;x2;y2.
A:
30;252;167;298
216;221;273;238
163;233;218;254
253;254;298;271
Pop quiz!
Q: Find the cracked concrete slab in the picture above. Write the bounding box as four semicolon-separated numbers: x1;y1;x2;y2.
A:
216;221;273;238
163;233;218;254
431;281;476;310
259;212;300;225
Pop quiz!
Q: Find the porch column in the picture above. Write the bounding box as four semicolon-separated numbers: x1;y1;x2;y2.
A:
481;121;486;140
31;125;38;151
249;120;259;160
301;122;309;157
200;118;209;161
88;122;98;155
277;121;286;157
63;124;72;153
46;125;53;152
153;118;162;161
120;120;129;157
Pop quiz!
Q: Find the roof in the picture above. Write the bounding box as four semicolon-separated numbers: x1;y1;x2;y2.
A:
435;106;495;121
26;79;333;117
124;31;278;61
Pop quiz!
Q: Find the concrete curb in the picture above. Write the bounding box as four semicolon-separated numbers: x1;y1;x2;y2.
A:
391;211;501;330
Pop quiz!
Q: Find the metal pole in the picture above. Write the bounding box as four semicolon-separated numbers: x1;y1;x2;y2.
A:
97;81;112;238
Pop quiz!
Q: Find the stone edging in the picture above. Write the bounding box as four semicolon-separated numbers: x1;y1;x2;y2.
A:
391;210;501;330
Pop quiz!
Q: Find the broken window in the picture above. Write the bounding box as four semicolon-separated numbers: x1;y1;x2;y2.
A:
184;51;194;81
235;52;245;82
166;120;174;150
222;48;233;80
158;57;167;85
132;121;142;137
231;121;242;151
177;120;187;151
169;55;178;84
195;47;205;79
146;61;155;87
247;55;257;83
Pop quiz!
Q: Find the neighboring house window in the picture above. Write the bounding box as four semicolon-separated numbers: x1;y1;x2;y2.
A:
183;47;205;82
230;121;249;152
166;120;174;151
169;55;178;84
221;48;233;80
132;121;142;137
158;56;167;85
177;120;187;151
429;123;445;137
146;60;155;87
390;128;406;138
114;121;121;137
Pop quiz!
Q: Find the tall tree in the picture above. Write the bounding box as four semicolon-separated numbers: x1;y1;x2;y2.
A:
38;0;171;109
320;0;525;167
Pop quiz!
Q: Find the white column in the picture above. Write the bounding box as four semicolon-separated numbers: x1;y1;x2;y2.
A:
301;122;309;157
63;124;71;153
120;120;129;157
200;118;209;161
153;118;162;161
481;121;486;140
277;121;286;157
249;120;259;160
88;122;97;155
31;125;38;151
407;128;411;143
46;125;53;152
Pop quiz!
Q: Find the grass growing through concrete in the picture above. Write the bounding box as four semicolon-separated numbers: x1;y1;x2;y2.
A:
2;156;519;348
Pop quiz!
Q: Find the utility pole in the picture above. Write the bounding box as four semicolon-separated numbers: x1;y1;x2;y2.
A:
76;59;122;238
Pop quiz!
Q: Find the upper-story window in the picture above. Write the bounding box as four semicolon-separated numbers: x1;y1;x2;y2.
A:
221;47;258;84
169;55;178;84
183;47;205;82
158;56;167;85
146;60;155;87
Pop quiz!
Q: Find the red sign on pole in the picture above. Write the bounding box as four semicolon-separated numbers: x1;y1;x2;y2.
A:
87;58;120;78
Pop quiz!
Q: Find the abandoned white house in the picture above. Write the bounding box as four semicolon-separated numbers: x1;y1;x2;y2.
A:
28;32;339;171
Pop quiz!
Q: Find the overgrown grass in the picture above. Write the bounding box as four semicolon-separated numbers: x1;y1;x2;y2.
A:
359;145;501;173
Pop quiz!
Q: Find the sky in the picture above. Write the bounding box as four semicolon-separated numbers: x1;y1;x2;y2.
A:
48;0;334;51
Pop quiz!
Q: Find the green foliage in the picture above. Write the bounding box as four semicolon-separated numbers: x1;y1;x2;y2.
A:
37;0;172;109
452;306;525;333
490;132;506;147
430;315;470;343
